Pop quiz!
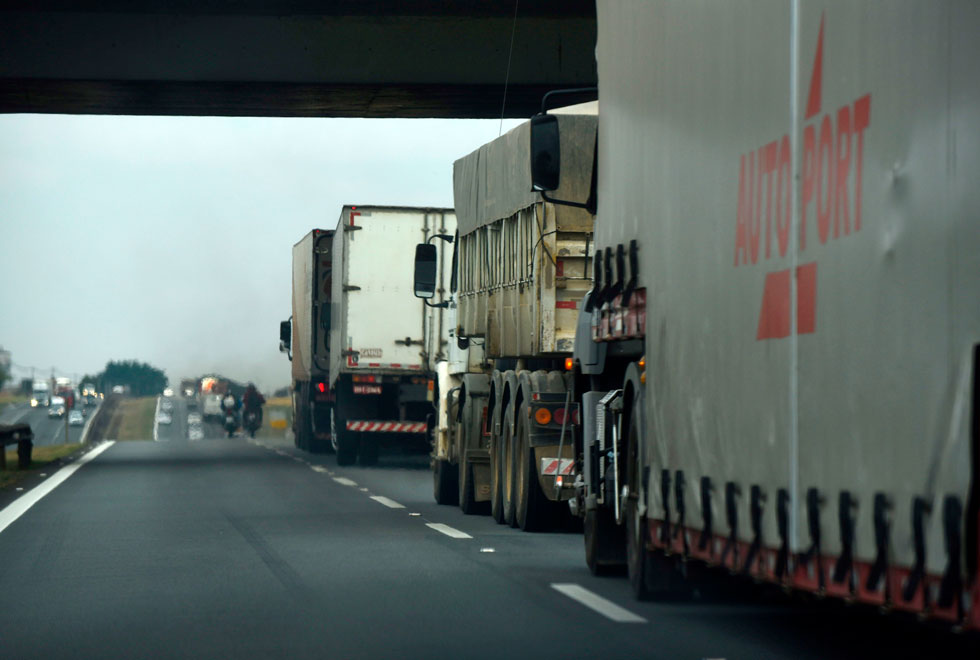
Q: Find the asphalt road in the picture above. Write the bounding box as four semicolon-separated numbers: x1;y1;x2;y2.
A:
0;400;99;447
0;431;976;659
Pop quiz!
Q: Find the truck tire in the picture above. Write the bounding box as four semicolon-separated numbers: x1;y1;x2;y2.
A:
331;403;358;466
294;399;310;451
433;457;459;505
490;435;506;523
501;404;518;527
624;404;653;598
584;500;626;575
515;404;551;532
459;454;488;515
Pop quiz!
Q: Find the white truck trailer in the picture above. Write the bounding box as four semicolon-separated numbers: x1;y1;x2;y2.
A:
418;109;597;530
30;380;50;407
282;206;456;466
530;0;980;630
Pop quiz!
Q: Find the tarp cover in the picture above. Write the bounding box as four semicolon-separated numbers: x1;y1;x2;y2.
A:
453;113;597;237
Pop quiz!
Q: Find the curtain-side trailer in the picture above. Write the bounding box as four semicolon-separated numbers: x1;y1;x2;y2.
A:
531;0;980;630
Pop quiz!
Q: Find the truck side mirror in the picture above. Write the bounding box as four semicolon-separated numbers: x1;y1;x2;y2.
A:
279;319;291;352
530;113;561;192
414;243;438;299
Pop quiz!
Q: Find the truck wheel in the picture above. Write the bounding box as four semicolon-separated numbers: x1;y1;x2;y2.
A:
332;406;358;466
433;457;459;505
490;435;506;523
459;455;488;515
584;501;626;575
501;405;517;527
624;404;653;598
295;398;311;451
515;406;550;532
335;435;358;465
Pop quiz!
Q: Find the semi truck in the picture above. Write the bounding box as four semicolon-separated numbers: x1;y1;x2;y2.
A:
417;108;597;529
281;206;456;466
528;0;980;630
30;380;50;407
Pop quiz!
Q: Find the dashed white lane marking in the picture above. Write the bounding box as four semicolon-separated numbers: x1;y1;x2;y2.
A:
550;584;647;623
332;477;358;487
369;495;405;509
311;465;330;474
0;441;116;535
425;523;472;539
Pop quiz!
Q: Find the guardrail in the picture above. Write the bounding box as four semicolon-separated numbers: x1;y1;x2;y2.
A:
0;423;33;469
80;396;120;445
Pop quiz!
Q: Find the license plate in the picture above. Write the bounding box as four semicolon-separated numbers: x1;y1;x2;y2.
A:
353;385;382;395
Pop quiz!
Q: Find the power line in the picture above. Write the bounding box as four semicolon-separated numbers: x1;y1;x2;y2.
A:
498;0;520;137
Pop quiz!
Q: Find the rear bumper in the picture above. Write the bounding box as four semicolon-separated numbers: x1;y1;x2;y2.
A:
345;420;427;433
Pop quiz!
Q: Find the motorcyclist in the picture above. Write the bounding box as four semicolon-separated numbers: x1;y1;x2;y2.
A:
242;383;265;424
220;390;240;414
220;390;240;437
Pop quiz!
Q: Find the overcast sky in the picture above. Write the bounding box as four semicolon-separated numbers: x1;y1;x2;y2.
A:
0;114;521;392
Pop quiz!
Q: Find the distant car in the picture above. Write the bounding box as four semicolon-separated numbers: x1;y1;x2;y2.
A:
68;410;84;426
186;412;203;425
156;412;172;425
188;425;205;441
48;405;66;418
163;387;174;397
111;385;124;394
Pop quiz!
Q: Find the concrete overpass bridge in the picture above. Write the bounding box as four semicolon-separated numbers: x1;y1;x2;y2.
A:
0;0;596;118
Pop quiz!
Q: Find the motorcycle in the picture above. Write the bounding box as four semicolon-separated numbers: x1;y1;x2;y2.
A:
243;409;261;438
223;410;239;438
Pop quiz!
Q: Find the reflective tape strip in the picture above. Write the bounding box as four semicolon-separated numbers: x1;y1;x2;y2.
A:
346;421;427;433
541;458;575;476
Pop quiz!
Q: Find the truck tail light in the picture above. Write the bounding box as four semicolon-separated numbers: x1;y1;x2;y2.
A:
316;382;326;393
553;407;580;426
534;407;552;425
565;357;573;371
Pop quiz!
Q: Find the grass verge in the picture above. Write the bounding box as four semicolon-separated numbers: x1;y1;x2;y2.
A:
113;397;157;441
1;442;84;489
0;391;29;417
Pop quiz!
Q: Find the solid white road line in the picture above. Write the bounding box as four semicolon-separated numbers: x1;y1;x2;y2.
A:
425;523;473;539
369;495;405;509
0;441;116;535
152;397;161;441
550;584;647;623
332;477;358;486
